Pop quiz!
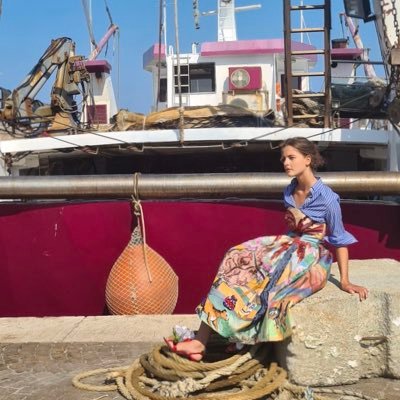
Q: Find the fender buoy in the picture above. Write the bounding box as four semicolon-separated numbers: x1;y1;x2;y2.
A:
105;227;178;314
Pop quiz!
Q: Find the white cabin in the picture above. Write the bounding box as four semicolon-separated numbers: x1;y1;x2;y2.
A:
143;38;319;114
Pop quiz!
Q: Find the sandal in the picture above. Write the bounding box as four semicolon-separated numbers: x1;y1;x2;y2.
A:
163;337;204;362
225;342;246;354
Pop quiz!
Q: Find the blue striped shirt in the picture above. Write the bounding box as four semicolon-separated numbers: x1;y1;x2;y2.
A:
283;178;357;247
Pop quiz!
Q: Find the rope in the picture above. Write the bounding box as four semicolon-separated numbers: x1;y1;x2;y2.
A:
150;348;256;397
131;172;152;282
71;365;129;391
72;340;379;400
178;106;185;144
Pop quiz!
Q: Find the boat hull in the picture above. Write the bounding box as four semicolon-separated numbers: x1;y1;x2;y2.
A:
0;200;399;317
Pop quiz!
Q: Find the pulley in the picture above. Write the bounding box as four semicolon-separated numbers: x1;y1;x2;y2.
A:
369;87;385;108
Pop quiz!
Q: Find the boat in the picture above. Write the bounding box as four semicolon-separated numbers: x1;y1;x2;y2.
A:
0;0;398;317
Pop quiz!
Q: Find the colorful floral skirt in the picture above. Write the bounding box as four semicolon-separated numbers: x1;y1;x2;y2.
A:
196;232;332;344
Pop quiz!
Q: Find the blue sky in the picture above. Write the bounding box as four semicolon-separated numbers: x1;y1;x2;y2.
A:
0;0;383;114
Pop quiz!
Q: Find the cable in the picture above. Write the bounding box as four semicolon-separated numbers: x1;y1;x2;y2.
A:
104;0;114;25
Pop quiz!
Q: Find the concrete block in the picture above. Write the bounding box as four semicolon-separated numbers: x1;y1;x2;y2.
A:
281;286;361;386
275;259;400;386
388;291;400;378
356;291;387;378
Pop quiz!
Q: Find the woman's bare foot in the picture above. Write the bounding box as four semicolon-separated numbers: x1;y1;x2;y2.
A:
164;338;205;361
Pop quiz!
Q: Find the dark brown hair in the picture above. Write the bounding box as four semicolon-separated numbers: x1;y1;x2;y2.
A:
280;137;325;170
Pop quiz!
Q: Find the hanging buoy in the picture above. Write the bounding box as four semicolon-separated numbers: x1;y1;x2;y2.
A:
105;225;179;315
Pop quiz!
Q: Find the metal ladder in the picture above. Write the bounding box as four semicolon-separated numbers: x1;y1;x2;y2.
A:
283;0;332;127
173;55;190;106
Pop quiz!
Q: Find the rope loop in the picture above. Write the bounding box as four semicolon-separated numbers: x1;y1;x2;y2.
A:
178;106;185;144
131;172;152;283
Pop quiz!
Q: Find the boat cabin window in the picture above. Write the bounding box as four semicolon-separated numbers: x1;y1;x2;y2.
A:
158;78;167;103
174;65;190;93
280;75;302;97
174;63;215;94
189;63;215;93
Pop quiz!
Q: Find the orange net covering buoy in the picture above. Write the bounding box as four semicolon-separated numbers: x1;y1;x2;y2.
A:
105;224;179;315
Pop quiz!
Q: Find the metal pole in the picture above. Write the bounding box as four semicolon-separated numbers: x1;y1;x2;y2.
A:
173;0;182;108
0;172;398;199
283;0;294;126
324;0;332;128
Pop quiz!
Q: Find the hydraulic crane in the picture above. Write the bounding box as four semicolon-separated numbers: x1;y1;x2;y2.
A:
0;37;90;137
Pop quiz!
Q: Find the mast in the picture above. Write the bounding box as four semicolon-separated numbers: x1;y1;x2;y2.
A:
300;0;304;43
218;0;237;41
201;1;261;42
81;0;96;52
299;0;311;44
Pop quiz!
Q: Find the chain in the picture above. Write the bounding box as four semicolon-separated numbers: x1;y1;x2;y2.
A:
380;0;390;66
391;0;400;97
392;0;400;39
379;0;400;98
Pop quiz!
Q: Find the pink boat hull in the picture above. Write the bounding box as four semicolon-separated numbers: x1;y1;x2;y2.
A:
0;200;398;316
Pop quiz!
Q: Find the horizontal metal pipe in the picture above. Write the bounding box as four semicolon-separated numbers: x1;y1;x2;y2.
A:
0;172;398;200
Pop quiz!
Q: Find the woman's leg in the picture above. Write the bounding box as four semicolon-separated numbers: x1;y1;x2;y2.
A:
196;321;213;345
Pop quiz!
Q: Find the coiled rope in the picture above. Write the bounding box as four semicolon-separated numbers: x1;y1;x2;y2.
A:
72;339;378;400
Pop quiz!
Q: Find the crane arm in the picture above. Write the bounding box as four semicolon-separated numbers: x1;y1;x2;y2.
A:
0;37;90;136
88;23;119;60
342;14;377;78
6;37;76;119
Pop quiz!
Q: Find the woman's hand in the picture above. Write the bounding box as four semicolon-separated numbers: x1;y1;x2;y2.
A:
340;281;369;301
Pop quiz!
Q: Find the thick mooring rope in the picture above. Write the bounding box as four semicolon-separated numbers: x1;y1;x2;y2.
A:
72;341;379;400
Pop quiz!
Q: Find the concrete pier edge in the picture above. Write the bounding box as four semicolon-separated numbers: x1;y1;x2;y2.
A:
1;258;399;399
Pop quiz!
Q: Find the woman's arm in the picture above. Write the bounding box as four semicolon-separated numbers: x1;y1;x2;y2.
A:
336;246;368;301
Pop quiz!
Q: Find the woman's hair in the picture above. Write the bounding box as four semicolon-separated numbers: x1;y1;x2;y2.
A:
280;137;325;170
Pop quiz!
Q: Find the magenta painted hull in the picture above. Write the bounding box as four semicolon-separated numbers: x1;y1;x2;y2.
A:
0;200;399;317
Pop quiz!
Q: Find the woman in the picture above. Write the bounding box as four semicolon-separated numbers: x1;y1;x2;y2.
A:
165;137;368;361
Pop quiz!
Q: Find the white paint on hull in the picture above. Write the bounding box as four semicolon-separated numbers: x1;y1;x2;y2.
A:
0;127;389;154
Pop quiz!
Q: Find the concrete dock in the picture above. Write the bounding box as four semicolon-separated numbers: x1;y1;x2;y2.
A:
1;259;400;399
